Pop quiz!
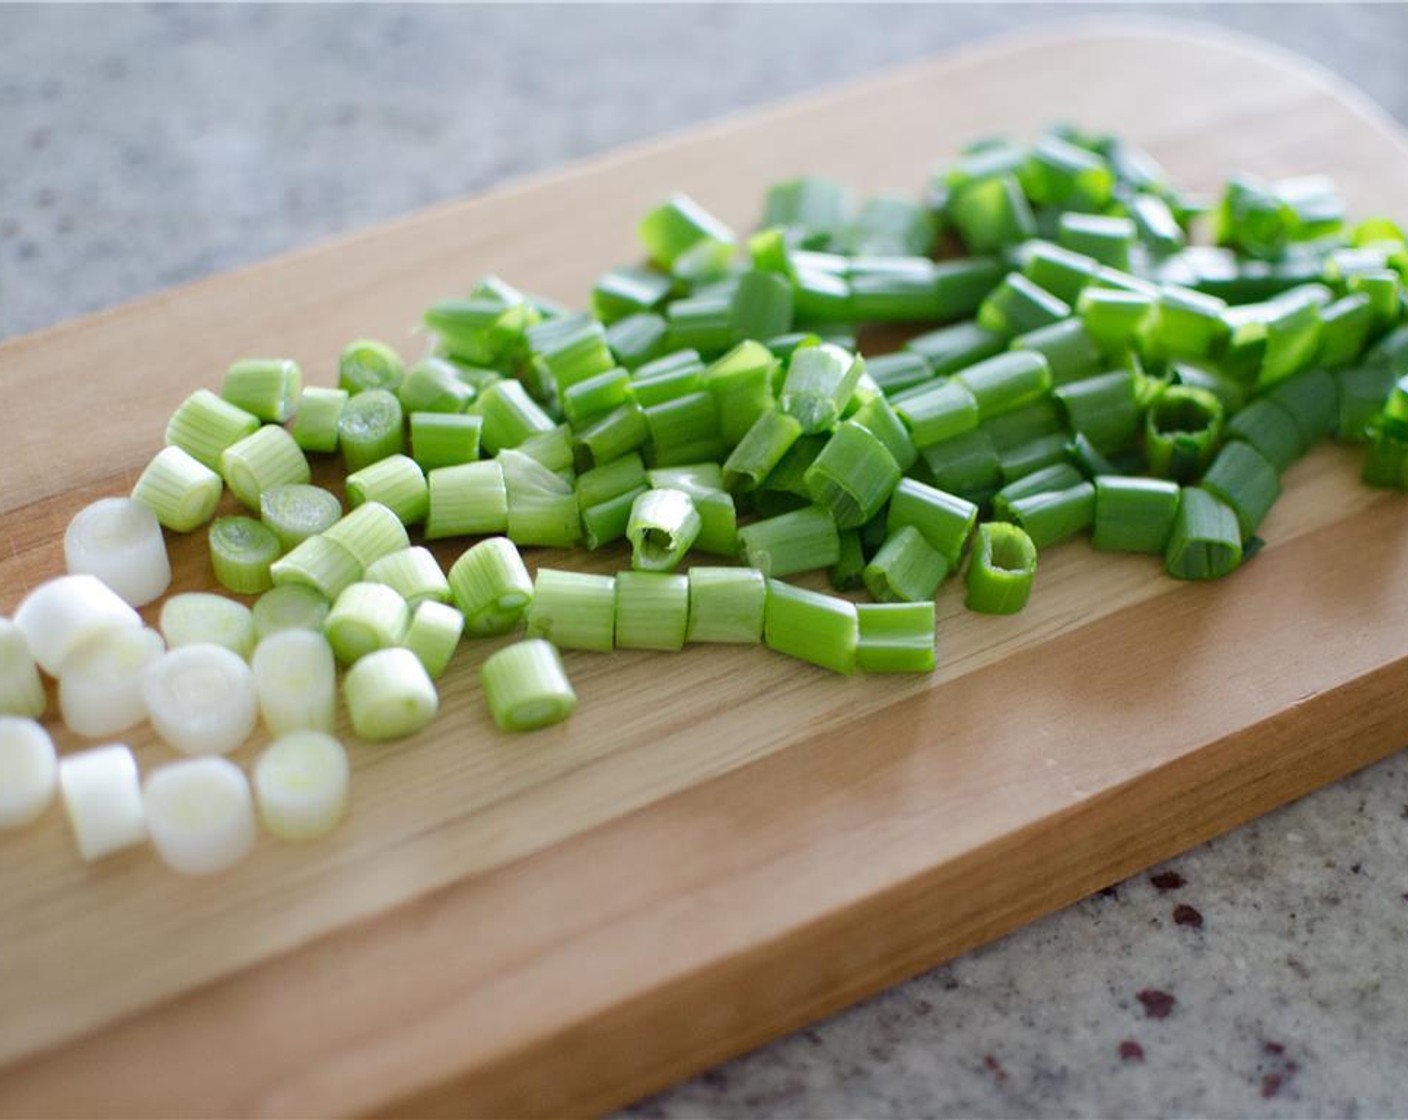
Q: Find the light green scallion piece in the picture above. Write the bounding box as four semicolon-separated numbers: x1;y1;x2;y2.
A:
764;580;858;675
338;388;405;472
221;359;302;423
220;425;311;511
270;534;363;602
476;379;556;456
1003;482;1096;550
614;571;689;651
964;522;1038;614
626;488;700;572
1143;384;1224;483
448;537;534;637
1200;441;1281;540
955;351;1054;421
324;582;411;665
166;389;260;470
735;504;840;578
803;420;901;531
501;449;582;549
1092;476;1181;554
293;386;349;453
577;453;648;510
581;486;648;550
856;602;936;674
346;454;429;526
702;340;779;447
402;601;464;680
886;478;978;568
723;410;804;495
686;567;766;645
259;483;342;550
159;593;257;660
344;647;437;741
208;516;282;595
780;343;865;435
131;445;223;533
322;502;410;569
397;357;475;415
479;639;577;733
411;412;483;471
524;569;615;652
364;546;450;608
425;459;509;539
863;526;949;603
252;584;331;641
339;339;405;396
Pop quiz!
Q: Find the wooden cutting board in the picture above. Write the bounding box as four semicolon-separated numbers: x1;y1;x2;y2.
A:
3;21;1408;1119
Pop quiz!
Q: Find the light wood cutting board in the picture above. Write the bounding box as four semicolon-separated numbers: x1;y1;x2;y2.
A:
2;21;1407;1119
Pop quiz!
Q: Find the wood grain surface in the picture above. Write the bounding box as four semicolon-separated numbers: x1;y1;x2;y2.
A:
2;20;1407;1118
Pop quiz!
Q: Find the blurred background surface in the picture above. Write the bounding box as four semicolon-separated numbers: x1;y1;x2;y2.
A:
3;5;1408;1117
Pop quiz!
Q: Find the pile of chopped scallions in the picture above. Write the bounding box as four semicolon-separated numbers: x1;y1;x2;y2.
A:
5;124;1408;877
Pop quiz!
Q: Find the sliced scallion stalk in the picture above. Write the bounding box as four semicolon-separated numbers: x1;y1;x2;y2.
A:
425;459;509;539
397;357;475;415
501;448;582;549
562;366;633;429
0;620;45;718
1165;487;1242;580
723;410;803;494
363;546;449;608
1336;365;1396;443
1004;482;1096;550
338;388;405;472
1021;241;1101;306
1053;370;1139;455
1143;384;1224;483
252;584;330;641
64;497;172;608
1201;441;1280;540
644;391;724;467
160;593;257;660
955;351;1054;421
1077;287;1153;356
886;478;977;567
978;273;1071;338
627;488;700;572
58;625;165;738
259;483;342;550
142;643;259;756
339;338;405;395
894;378;981;449
220;424;311;510
856;602;935;674
866;351;932;396
965;522;1038;614
528;313;616;394
576;403;651;468
131;445;224;533
702;340;778;446
906;320;1006;376
735;503;839;578
324;582;411;665
323;502;409;569
292;386;349;454
581;487;648;550
803;420;901;530
222;358;302;423
480;639;577;733
269;534;363;602
1011;319;1102;385
1092;476;1181;553
615;571;689;651
402;601;464;679
1226;398;1304;472
58;744;146;860
209;515;283;595
448;536;534;637
780;343;865;435
849;393;918;473
252;628;337;735
343;647;437;741
593;265;673;324
577;452;648;510
1058;212;1135;270
0;718;57;828
525;569;615;652
345;454;428;526
254;731;349;841
864;526;948;603
1363;424;1408;489
411;412;482;471
166;389;260;471
14;574;142;677
1266;368;1338;447
764;579;857;675
686;567;766;645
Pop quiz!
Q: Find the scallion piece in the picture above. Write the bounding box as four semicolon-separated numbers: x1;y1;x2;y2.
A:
1143;384;1224;483
866;352;932;396
703;341;779;446
846;194;936;257
955;351;1053;421
259;483;342;550
12;576;139;679
1004;482;1096;549
1092;476;1180;553
780;343;865;435
501;448;582;549
1011;319;1103;385
978;274;1071;338
292;386;349;454
219;424;311;511
57;625;165;739
665;294;734;357
166;389;260;471
1266;368;1338;447
344;454;428;527
577;453;649;509
606;312;668;370
919;428;1003;500
685;567;765;644
141;756;256;877
736;504;840;578
1225;398;1303;472
160;592;257;660
1021;241;1101;306
1363;424;1408;489
448;536;534;637
1336;365;1396;443
269;533;363;602
143;643;258;756
525;569;615;652
998;433;1070;482
906;320;1006;375
476;379;555;456
1200;441;1280;540
397;357;475;415
425;459;509;539
0;717;57;827
63;497;172;608
581;487;648;550
324;582;411;665
1054;370;1139;454
344;647;438;741
886;478;977;567
856;602;935;674
1164;487;1243;579
644;391;724;467
639;194;735;278
480;639;577;733
364;546;450;608
831;529;866;591
964;522;1038;614
764;580;857;675
614;571;689;651
562;366;633;429
208;515;282;595
803;420;901;530
323;501;410;570
0;620;45;719
339;338;404;395
723;410;804;494
864;526;948;603
411;411;482;471
1317;295;1376;370
949;173;1035;254
131;445;224;533
254;731;349;841
1058;212;1135;269
932;256;1007;318
593;265;672;324
894;378;981;449
252;584;330;641
730;269;794;341
626;488;700;572
1142;285;1229;362
221;358;302;423
252;628;337;736
402;601;464;679
647;466;736;556
338;388;405;472
1076;287;1153;356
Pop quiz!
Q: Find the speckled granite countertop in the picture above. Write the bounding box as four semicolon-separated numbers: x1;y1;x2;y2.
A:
3;6;1408;1116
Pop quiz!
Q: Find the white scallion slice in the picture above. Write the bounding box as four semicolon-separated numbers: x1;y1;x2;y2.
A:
160;593;258;660
58;626;165;738
252;629;336;736
0;718;58;828
63;497;172;607
343;647;437;741
14;574;143;676
251;584;331;640
142;644;258;756
143;757;256;876
0;619;46;718
253;731;349;841
58;743;147;860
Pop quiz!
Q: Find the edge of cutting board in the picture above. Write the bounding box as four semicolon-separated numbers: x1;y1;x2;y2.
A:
2;18;1408;1119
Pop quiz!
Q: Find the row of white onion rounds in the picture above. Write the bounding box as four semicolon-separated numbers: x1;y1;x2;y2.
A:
1;497;348;875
